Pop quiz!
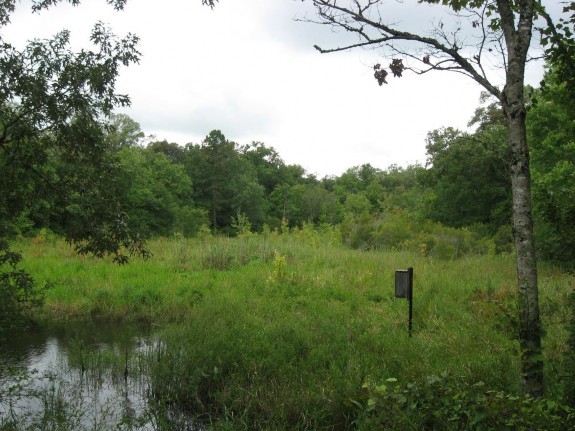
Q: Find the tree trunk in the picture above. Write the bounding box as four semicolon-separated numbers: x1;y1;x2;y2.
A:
502;83;544;398
496;0;543;398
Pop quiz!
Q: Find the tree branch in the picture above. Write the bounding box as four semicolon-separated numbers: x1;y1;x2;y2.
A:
309;0;501;98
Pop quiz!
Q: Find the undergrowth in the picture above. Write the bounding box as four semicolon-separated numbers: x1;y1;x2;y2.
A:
3;230;574;429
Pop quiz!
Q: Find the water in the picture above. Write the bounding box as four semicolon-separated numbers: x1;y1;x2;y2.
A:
0;321;168;430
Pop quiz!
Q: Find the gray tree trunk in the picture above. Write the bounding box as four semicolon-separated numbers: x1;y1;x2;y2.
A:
502;90;543;397
499;0;543;396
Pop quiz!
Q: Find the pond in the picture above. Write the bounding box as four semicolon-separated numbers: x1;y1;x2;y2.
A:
0;321;200;431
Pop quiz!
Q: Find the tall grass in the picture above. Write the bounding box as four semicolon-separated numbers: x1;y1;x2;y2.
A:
9;230;575;429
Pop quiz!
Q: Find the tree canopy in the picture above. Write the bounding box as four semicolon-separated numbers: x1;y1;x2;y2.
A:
0;0;216;333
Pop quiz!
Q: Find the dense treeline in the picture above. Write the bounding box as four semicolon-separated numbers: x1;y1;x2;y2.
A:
2;68;573;266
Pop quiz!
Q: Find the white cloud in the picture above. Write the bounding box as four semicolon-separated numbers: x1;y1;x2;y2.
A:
3;0;551;177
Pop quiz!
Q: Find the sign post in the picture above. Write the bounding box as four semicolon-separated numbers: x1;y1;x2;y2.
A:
395;267;414;337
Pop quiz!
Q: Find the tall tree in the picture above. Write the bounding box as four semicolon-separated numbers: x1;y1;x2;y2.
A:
423;125;510;230
201;130;239;231
239;141;286;196
105;113;145;150
0;10;142;332
0;11;142;260
185;131;266;232
304;0;573;397
148;139;187;165
0;0;218;248
0;0;215;330
528;68;575;265
116;147;194;237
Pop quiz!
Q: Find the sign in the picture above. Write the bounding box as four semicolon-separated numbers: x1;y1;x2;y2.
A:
394;267;414;337
395;269;410;299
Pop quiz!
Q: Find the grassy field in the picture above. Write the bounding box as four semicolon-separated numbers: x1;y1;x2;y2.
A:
9;231;575;429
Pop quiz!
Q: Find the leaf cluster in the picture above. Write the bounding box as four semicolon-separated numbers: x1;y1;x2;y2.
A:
537;2;575;96
358;373;575;430
0;0;148;262
0;240;46;337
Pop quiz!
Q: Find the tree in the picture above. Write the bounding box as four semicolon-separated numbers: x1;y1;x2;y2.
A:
116;147;195;237
0;0;215;330
200;130;240;231
0;8;143;261
304;0;573;397
239;141;286;196
422;124;510;230
528;68;575;265
379;164;428;216
148;139;187;165
537;2;575;96
105;113;145;150
184;131;266;233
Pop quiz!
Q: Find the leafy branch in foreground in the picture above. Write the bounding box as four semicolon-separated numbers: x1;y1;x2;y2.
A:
0;1;151;329
0;240;47;337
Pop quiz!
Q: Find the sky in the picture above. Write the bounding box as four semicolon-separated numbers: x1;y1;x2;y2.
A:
5;0;553;178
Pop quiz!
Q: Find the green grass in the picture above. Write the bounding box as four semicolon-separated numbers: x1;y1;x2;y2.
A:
10;232;575;429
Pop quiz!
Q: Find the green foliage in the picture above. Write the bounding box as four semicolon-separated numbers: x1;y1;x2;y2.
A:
343;192;372;218
341;209;505;258
422;125;510;230
528;70;575;265
267;249;287;283
0;241;46;338
6;236;575;428
184;131;267;232
104;113;145;150
174;205;209;237
357;373;575;430
231;212;253;236
239;141;286;195
0;2;147;260
116;147;195;237
148;139;186;164
0;0;153;335
538;1;575;98
564;290;575;407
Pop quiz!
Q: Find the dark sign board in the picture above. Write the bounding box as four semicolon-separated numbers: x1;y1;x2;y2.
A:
394;267;414;337
395;270;410;298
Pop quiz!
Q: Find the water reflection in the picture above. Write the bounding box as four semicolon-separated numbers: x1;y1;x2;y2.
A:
0;321;159;430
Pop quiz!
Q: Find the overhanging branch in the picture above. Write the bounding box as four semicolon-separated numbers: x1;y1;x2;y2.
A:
308;0;502;98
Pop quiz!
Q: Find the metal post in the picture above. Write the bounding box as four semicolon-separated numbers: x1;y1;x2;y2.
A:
395;267;414;337
408;266;413;338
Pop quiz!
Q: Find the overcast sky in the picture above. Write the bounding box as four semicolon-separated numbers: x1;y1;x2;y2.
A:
5;0;552;177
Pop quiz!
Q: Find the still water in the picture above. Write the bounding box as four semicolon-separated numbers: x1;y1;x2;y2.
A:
0;321;188;430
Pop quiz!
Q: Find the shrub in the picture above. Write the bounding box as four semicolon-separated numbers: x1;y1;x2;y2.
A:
356;373;575;430
341;210;511;259
564;290;575;407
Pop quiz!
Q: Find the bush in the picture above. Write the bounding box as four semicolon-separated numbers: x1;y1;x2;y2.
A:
356;373;575;430
564;290;575;407
341;210;511;260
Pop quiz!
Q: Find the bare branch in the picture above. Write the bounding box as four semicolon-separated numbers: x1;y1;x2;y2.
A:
307;0;501;97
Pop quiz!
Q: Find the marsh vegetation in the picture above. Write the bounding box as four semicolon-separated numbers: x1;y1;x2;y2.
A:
2;232;574;429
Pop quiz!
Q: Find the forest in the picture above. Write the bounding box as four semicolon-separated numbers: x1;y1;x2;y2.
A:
2;0;575;429
3;71;573;263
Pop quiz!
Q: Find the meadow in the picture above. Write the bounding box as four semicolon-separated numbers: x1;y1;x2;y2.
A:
6;228;575;429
